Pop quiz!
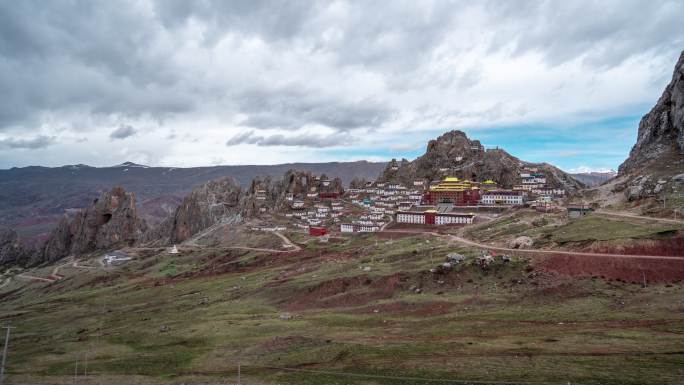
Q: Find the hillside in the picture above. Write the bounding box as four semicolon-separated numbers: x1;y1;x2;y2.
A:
0;161;385;240
378;130;583;192
1;215;683;385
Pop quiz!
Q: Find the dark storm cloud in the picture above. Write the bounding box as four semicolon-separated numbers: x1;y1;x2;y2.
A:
226;131;355;147
0;0;193;130
110;125;137;140
0;135;55;149
1;0;682;152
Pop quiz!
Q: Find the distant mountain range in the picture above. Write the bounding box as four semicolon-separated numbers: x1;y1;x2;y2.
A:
0;161;386;241
569;171;617;187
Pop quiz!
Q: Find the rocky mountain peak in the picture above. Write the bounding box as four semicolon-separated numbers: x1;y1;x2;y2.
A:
379;129;582;192
619;51;684;175
40;187;147;263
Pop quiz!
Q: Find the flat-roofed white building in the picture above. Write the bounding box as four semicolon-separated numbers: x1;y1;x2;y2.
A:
480;190;523;205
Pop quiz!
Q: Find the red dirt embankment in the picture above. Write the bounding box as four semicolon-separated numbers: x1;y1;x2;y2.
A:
537;253;684;283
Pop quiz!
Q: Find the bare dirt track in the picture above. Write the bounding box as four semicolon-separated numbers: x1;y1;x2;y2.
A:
382;229;684;282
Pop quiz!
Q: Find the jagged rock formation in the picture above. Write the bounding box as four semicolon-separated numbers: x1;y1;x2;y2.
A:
37;187;147;264
142;169;345;246
240;170;344;215
0;228;30;266
378;130;582;191
144;177;243;245
602;52;684;207
578;52;684;214
619;51;684;175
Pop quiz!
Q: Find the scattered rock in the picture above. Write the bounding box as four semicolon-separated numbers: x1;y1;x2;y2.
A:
509;236;533;249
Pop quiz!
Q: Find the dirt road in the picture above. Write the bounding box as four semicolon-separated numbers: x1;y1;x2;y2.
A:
382;229;684;260
595;209;683;224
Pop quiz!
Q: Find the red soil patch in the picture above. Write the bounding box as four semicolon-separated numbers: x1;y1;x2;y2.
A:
354;300;454;316
283;273;410;310
537;253;684;283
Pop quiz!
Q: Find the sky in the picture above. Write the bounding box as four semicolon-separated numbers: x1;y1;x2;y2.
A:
1;1;683;173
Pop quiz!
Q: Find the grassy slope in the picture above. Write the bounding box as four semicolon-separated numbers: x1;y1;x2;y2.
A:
1;232;684;385
463;209;684;249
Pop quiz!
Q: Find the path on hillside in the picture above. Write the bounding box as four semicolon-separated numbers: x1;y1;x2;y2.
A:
12;258;102;285
595;209;683;224
183;223;302;253
16;273;56;283
382;229;684;261
273;231;302;251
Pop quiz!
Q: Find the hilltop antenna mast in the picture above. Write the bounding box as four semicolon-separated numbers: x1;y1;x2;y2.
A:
0;325;15;385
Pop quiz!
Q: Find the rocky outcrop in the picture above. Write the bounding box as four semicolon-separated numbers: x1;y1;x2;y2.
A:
0;228;30;266
509;236;533;249
40;187;147;263
577;52;684;214
619;51;684;175
604;52;684;208
240;170;344;216
378;130;583;191
145;177;243;245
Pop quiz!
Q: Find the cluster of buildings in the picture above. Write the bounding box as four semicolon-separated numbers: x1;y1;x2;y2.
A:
514;168;566;197
258;167;568;237
284;200;345;228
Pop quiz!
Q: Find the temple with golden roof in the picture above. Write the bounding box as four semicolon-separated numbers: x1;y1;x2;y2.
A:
422;176;482;206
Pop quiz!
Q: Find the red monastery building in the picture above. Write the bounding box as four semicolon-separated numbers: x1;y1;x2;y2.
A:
422;177;481;206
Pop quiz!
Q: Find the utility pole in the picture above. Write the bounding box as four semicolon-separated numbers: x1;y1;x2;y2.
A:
73;361;78;385
237;361;241;385
0;326;15;385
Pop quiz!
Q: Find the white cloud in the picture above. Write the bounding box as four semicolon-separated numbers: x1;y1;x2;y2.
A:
0;0;682;169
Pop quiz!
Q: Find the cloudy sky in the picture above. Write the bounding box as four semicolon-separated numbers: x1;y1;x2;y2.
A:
1;0;683;172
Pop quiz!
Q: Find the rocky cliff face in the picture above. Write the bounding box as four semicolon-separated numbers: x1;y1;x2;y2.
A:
40;187;147;263
145;177;243;245
579;52;684;214
0;228;30;266
379;130;582;191
619;51;684;175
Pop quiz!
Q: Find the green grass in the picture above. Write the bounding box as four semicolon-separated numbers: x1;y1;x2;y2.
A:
1;233;684;384
551;215;682;243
